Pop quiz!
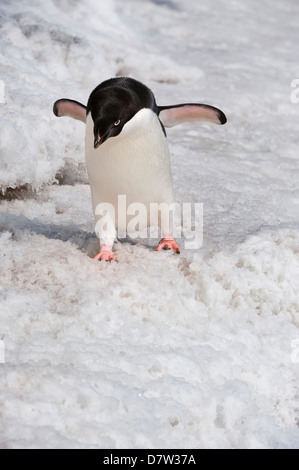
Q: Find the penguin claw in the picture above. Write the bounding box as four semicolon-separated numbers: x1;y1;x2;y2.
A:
155;237;180;254
94;246;116;262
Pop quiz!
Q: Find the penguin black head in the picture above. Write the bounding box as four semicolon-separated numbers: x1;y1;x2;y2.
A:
86;77;158;148
87;87;136;148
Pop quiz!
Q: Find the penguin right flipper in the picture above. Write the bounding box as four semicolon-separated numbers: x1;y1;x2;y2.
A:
53;99;87;123
158;103;227;127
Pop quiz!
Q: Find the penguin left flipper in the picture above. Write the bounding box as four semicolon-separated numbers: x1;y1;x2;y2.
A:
158;103;227;127
53;99;87;123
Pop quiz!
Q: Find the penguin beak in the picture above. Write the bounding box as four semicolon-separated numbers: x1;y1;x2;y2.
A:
94;131;111;148
94;134;101;149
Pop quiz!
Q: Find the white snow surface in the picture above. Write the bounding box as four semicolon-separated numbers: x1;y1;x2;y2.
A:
0;0;299;449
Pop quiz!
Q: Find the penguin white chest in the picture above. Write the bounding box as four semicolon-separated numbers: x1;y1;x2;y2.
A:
85;108;175;221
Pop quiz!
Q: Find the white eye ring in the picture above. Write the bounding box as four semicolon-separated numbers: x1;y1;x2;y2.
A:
114;120;121;126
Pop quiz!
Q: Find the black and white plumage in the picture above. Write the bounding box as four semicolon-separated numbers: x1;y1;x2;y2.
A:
53;77;226;260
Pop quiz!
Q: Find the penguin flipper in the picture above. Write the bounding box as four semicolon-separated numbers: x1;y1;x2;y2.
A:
158;104;227;127
53;99;87;123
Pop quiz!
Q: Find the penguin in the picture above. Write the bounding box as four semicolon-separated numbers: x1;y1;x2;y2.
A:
53;77;226;261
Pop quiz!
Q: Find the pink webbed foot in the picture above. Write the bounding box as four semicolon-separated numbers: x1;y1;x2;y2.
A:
155;237;180;254
94;245;116;262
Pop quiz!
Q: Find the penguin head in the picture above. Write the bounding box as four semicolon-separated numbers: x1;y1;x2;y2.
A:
87;87;142;149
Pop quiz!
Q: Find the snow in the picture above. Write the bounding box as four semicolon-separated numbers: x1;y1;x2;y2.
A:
0;0;298;449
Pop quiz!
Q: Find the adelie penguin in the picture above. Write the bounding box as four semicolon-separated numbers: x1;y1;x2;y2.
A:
53;77;227;261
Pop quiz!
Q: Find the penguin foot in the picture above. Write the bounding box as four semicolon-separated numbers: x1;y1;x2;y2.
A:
94;245;116;262
155;237;180;254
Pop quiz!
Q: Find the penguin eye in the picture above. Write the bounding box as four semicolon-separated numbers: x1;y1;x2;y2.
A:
114;119;121;126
